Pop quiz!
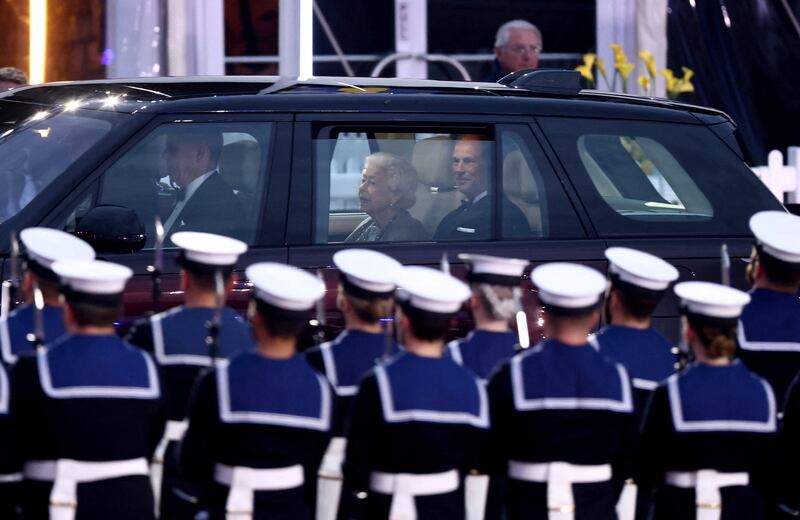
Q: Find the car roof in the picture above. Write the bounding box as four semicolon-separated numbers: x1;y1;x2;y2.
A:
0;75;730;123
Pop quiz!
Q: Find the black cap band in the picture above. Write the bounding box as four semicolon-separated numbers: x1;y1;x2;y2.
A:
24;256;59;283
254;296;313;321
541;299;601;317
397;298;456;322
466;270;520;286
61;285;123;307
756;244;800;273
340;273;394;301
609;272;665;302
680;305;739;330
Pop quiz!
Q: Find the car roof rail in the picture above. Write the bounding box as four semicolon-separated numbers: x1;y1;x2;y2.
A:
498;69;583;96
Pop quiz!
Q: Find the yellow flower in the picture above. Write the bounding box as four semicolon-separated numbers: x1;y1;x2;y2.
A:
596;58;607;80
610;43;623;57
575;64;594;83
615;61;635;81
583;53;596;69
638;51;656;78
615;52;628;64
638;74;651;93
661;68;676;90
681;66;694;83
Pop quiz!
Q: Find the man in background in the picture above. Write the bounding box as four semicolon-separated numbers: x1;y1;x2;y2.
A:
0;67;27;91
483;20;543;82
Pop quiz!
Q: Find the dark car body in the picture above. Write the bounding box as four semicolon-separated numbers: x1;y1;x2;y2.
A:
0;75;784;345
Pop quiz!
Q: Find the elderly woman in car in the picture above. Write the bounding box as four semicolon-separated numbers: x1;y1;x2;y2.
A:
345;152;429;242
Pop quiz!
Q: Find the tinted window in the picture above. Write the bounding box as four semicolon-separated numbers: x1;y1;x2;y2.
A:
315;125;583;244
97;122;272;247
539;118;783;236
0;104;126;224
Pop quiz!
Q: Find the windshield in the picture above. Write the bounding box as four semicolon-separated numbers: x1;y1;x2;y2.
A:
0;101;128;224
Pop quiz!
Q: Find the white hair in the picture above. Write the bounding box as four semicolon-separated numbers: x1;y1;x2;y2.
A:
494;19;542;49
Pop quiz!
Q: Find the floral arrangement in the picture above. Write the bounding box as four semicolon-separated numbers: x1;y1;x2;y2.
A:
575;43;694;100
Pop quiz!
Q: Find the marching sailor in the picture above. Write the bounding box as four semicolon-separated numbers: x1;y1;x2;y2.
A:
736;211;800;407
636;281;776;520
340;266;489;520
1;228;95;366
487;262;636;520
10;259;167;520
0;362;20;517
180;262;331;520
447;253;529;382
304;248;401;520
590;247;680;415
125;231;254;518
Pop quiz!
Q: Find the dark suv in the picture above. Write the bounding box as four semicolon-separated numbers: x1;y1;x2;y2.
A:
0;73;784;342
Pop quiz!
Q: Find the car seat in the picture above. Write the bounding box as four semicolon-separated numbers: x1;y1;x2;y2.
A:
407;136;462;235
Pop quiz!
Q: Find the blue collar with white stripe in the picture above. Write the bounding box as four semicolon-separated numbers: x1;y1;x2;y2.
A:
738;289;800;352
38;334;160;400
667;360;776;433
0;304;66;365
590;325;676;390
0;364;8;415
217;351;331;431
447;330;518;381
319;330;394;396
375;351;489;428
511;339;633;413
151;306;254;366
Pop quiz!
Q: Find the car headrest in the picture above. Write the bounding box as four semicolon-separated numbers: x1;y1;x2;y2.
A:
219;140;261;192
411;136;456;189
502;149;539;203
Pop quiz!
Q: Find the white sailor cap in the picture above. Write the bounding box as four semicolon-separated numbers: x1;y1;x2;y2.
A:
396;266;471;315
20;228;95;279
245;262;324;312
52;260;133;297
333;249;402;299
749;211;800;264
605;247;679;292
531;262;606;313
171;231;248;268
674;281;751;319
458;253;529;286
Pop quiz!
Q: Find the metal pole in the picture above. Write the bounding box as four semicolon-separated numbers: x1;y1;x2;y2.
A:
279;0;314;78
312;1;354;77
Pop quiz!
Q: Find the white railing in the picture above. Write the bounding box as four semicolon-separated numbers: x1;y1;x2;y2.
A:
751;147;800;203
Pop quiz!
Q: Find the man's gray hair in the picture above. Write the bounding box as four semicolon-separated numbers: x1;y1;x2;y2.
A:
0;67;28;85
365;152;418;210
494;20;542;49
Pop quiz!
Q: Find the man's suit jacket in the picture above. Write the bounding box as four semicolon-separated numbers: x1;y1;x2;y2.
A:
171;172;247;241
433;194;529;240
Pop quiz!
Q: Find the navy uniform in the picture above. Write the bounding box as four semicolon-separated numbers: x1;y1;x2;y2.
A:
304;249;401;520
125;231;254;517
1;228;95;367
341;266;490;520
10;259;166;520
736;211;800;407
590;247;680;415
447;253;529;382
0;362;21;516
180;262;331;520
487;262;636;520
636;281;776;520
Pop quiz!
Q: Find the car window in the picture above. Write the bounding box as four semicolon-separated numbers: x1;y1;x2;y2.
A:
0;104;126;224
95;122;272;247
500;127;584;239
315;125;585;244
539;118;784;236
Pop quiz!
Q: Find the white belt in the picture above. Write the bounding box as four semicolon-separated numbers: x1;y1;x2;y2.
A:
24;457;150;520
369;469;460;520
215;463;304;520
665;469;749;520
508;460;612;520
151;419;189;512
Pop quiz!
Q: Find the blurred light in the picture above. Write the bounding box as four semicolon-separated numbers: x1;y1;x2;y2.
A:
309;319;320;327
63;99;81;111
33;127;50;138
689;0;696;8
29;0;47;84
721;4;731;27
0;130;12;138
100;49;115;66
30;111;49;121
102;95;121;108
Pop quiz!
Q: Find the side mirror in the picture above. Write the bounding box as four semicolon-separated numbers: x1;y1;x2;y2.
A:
75;205;146;254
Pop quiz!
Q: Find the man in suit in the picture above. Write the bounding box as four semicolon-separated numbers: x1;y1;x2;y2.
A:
162;128;246;241
433;135;528;241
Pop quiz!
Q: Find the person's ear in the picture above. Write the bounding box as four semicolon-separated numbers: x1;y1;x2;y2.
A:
494;46;503;62
22;271;33;293
587;309;600;331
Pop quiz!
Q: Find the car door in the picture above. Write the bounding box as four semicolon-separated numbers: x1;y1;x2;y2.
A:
535;116;785;342
39;113;294;324
286;113;606;340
